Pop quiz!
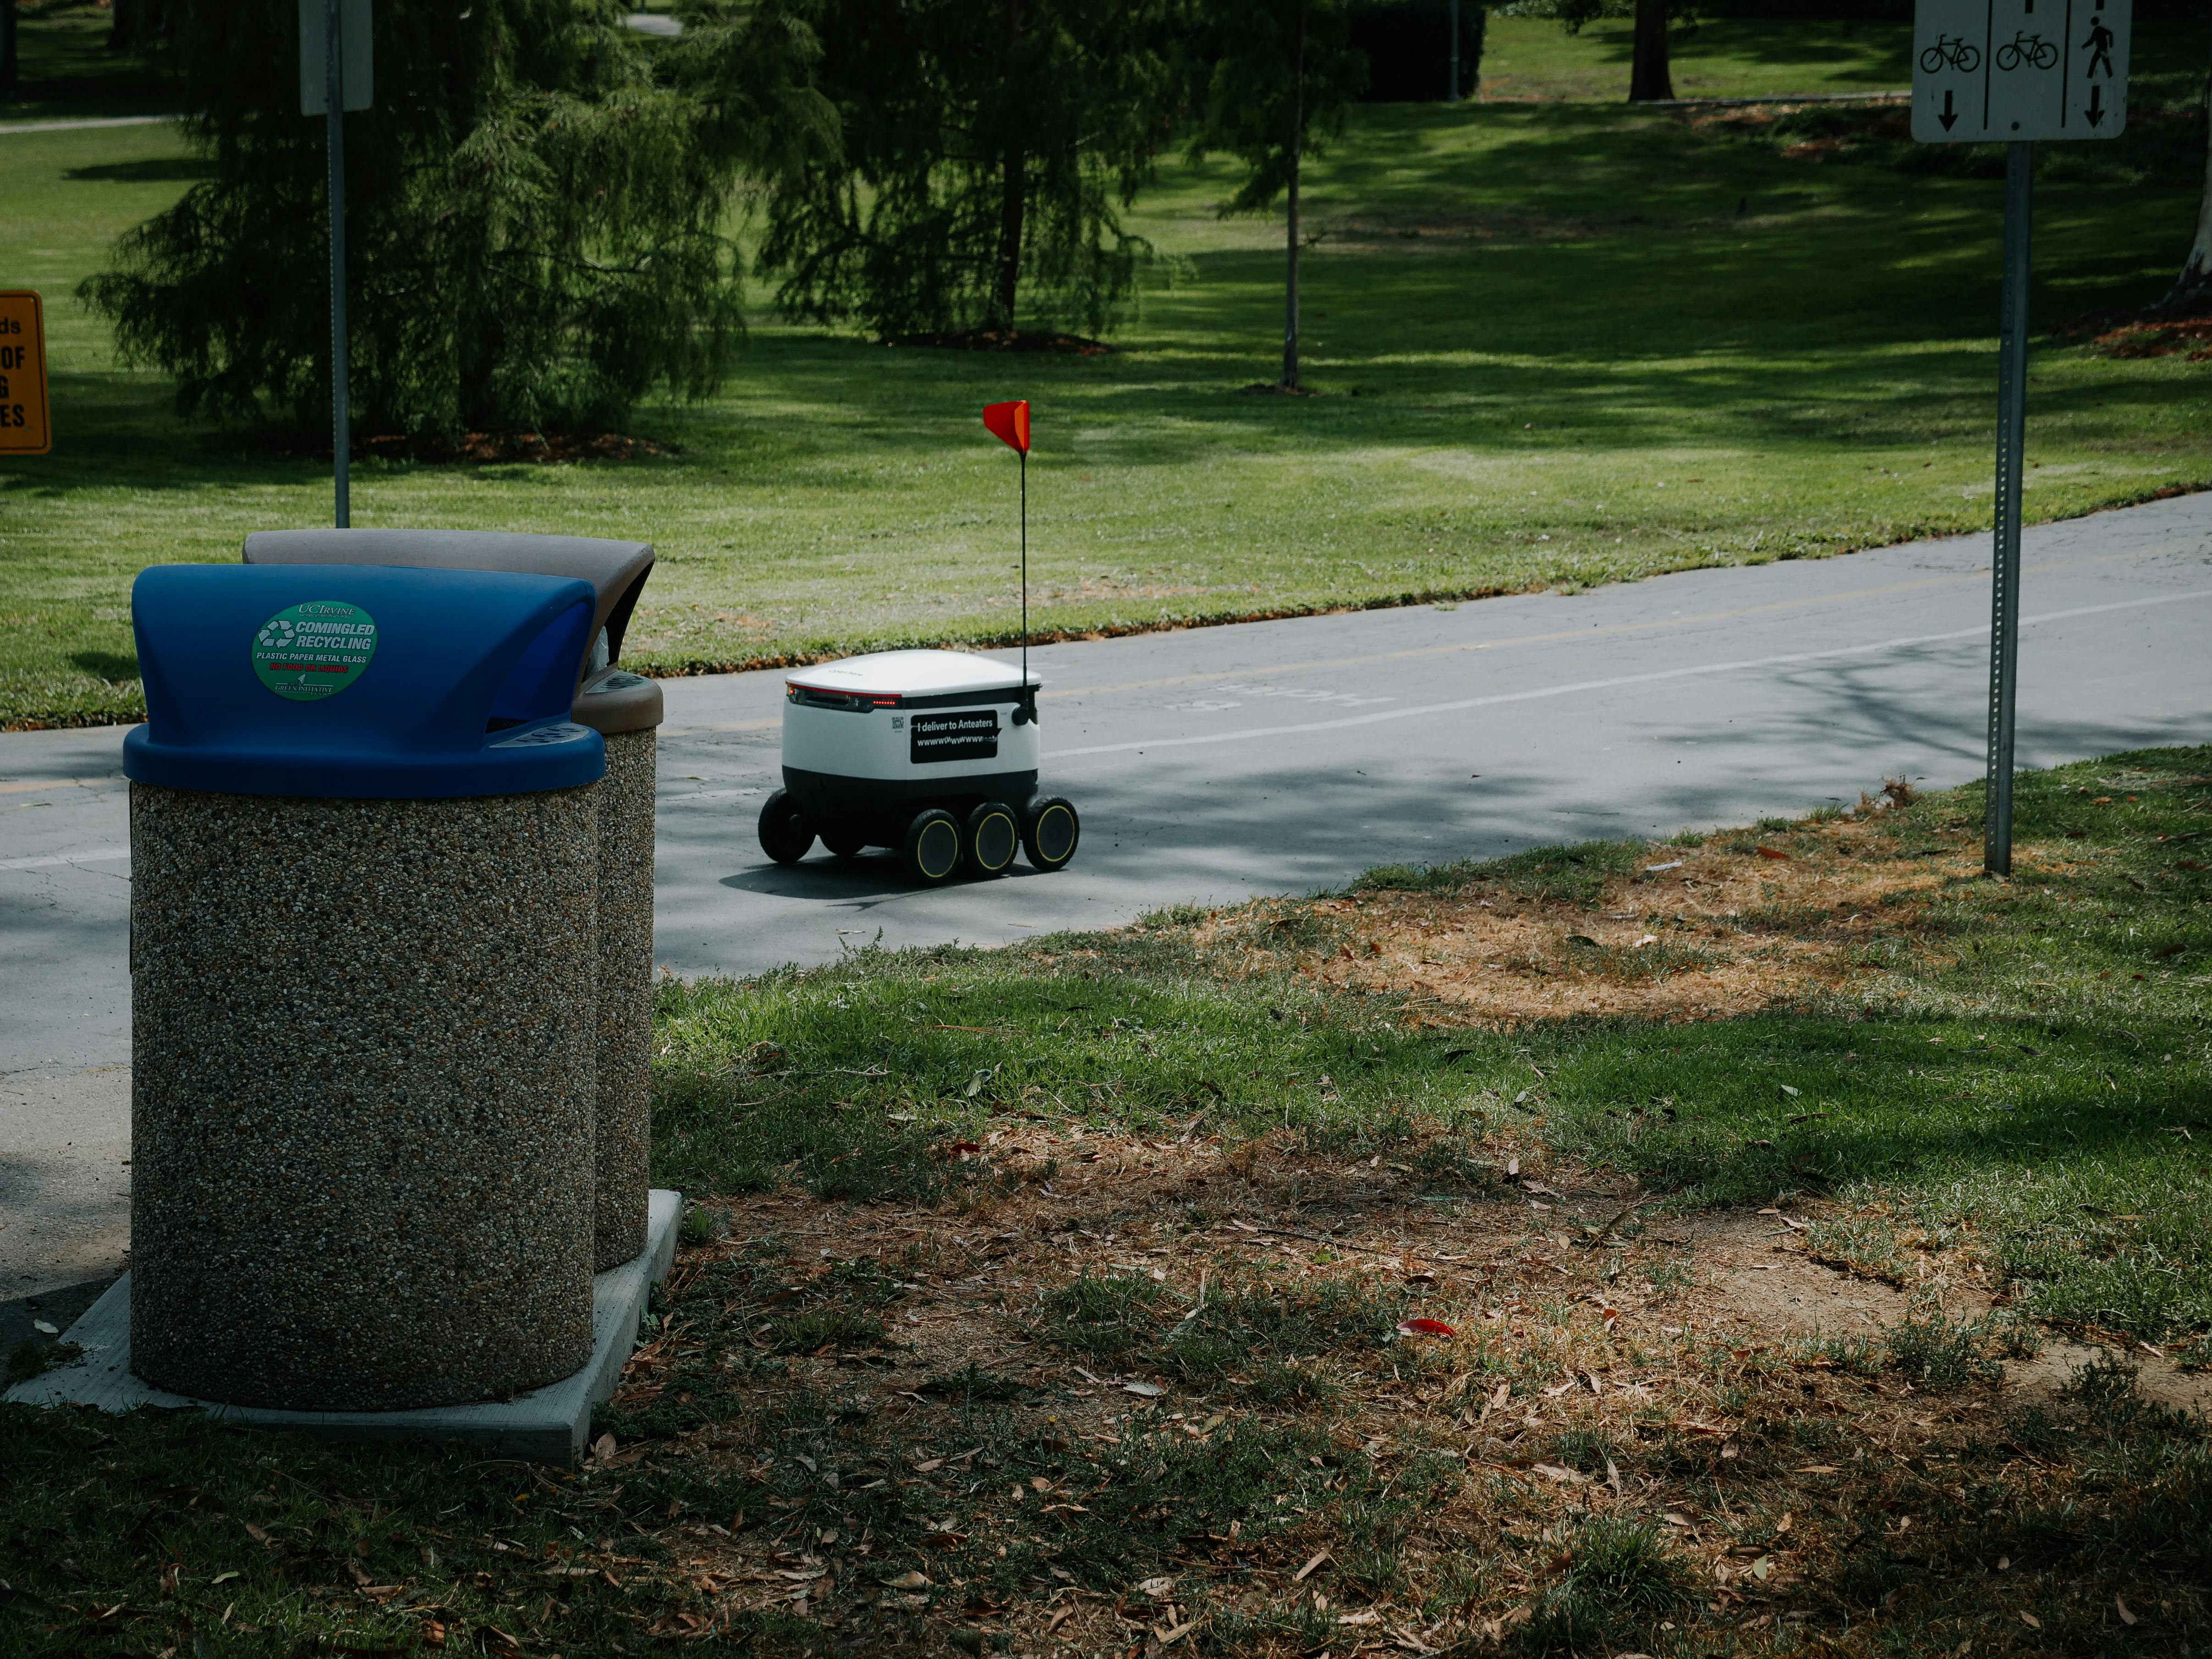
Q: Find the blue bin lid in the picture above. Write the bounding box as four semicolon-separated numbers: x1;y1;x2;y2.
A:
122;564;607;799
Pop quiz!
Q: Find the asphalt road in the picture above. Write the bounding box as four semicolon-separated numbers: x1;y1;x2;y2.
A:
3;491;2208;1301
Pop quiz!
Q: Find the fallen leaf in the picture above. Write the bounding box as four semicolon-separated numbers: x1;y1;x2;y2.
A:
1396;1318;1456;1338
1778;1083;1800;1098
1532;1464;1588;1485
2117;1595;2138;1626
912;1457;945;1472
882;1571;930;1591
1337;1611;1382;1626
1758;846;1790;861
2020;1611;2041;1629
1294;1551;1331;1583
1159;1619;1200;1645
31;1321;58;1336
1123;1381;1164;1398
1138;1576;1177;1599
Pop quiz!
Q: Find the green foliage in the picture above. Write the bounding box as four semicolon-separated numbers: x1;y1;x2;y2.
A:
1885;1312;2003;1390
6;1338;82;1386
755;0;1178;338
1040;1270;1165;1358
1357;837;1651;904
1156;1272;1406;1383
1521;1515;1691;1653
81;0;824;438
1187;0;1368;217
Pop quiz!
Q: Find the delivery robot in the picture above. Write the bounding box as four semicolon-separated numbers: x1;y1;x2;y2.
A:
758;647;1078;884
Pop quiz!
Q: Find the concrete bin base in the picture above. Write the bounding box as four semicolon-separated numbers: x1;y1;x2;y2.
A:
6;1191;680;1466
592;729;655;1271
128;782;600;1412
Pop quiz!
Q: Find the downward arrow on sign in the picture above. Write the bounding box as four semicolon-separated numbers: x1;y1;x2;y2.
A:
1938;88;1958;131
2085;83;2105;126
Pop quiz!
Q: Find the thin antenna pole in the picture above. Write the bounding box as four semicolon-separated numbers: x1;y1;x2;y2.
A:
1020;448;1029;701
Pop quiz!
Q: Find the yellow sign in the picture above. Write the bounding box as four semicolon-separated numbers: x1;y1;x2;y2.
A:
0;291;52;455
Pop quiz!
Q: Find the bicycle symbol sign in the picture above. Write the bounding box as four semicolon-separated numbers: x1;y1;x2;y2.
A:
1911;0;2129;144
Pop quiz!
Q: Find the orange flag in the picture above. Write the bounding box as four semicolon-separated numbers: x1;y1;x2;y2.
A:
982;400;1030;454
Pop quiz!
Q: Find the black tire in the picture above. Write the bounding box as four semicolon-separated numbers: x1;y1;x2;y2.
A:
1022;796;1080;872
964;802;1020;878
820;824;869;861
758;788;814;865
901;808;964;884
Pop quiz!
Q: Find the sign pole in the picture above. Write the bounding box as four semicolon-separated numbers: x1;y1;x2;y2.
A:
1984;140;2032;877
325;0;350;529
1911;0;2127;874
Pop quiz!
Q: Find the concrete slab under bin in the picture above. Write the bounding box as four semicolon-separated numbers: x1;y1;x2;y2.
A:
6;1189;681;1466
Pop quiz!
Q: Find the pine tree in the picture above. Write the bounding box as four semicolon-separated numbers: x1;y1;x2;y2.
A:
83;0;825;440
756;0;1180;342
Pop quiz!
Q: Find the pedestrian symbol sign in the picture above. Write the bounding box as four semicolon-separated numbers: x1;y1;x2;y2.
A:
1913;0;2130;144
0;291;51;455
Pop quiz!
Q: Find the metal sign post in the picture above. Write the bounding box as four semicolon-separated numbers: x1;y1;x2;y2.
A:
1911;0;2129;876
300;0;371;529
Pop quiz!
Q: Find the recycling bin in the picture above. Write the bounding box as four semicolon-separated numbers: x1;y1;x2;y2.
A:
124;563;604;1411
243;530;661;1272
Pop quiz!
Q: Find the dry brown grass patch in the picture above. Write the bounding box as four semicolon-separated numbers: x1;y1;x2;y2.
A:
1189;811;1996;1028
597;1120;2212;1655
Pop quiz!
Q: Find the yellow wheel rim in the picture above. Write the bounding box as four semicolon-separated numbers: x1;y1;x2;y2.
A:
917;819;960;879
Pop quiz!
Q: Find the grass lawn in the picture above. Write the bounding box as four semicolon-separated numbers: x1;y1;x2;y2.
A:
0;0;177;125
1477;16;1913;104
0;15;2208;730
6;747;2210;1656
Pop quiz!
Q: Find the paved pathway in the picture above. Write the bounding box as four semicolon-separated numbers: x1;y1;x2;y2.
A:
3;492;2207;1299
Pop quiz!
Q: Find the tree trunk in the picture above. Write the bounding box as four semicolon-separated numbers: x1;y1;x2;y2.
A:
1629;0;1673;103
2165;13;2212;310
1282;0;1305;389
990;143;1024;333
987;0;1025;334
1;1;19;95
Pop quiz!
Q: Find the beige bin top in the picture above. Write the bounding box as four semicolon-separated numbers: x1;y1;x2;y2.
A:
242;529;663;735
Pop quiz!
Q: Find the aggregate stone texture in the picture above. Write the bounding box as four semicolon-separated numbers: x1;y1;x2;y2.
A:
127;783;600;1412
592;730;656;1271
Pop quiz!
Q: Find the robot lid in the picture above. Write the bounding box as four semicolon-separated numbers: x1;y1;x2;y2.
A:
786;649;1034;705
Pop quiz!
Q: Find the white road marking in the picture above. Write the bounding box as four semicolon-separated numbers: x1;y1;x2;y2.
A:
0;848;131;872
1048;589;2212;760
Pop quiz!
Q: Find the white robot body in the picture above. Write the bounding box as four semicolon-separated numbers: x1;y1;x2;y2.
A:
780;649;1040;807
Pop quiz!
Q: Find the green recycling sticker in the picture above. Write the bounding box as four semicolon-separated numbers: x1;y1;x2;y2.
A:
251;600;377;702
